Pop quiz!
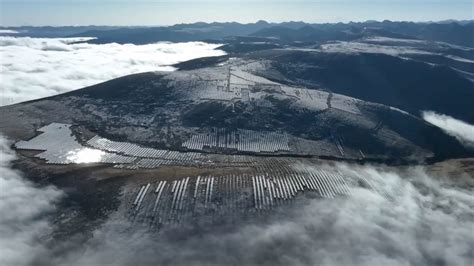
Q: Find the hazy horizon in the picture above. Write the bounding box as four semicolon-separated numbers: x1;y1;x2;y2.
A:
1;18;474;28
1;0;472;27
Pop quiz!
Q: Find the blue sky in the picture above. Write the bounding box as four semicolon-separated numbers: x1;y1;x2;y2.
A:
1;0;472;26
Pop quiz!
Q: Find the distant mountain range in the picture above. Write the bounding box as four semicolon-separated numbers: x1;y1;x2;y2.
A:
2;20;473;47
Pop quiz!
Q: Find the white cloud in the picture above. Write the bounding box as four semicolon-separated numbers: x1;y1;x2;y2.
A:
0;135;62;266
0;30;19;34
0;37;226;106
423;111;474;148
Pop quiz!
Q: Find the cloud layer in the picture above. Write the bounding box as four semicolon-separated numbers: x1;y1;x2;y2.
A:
0;37;225;106
0;135;62;266
0;30;19;34
1;131;472;265
44;163;473;266
423;111;474;148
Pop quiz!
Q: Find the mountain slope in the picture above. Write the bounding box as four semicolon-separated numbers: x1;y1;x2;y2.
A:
245;49;474;123
1;57;471;163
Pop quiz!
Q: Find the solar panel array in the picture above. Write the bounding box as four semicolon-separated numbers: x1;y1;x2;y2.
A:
87;136;192;159
15;123;82;151
195;85;241;101
333;134;345;157
118;155;256;170
14;123;134;164
128;159;397;227
182;128;290;153
87;135;256;169
14;123;394;230
14;123;260;168
127;167;366;227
